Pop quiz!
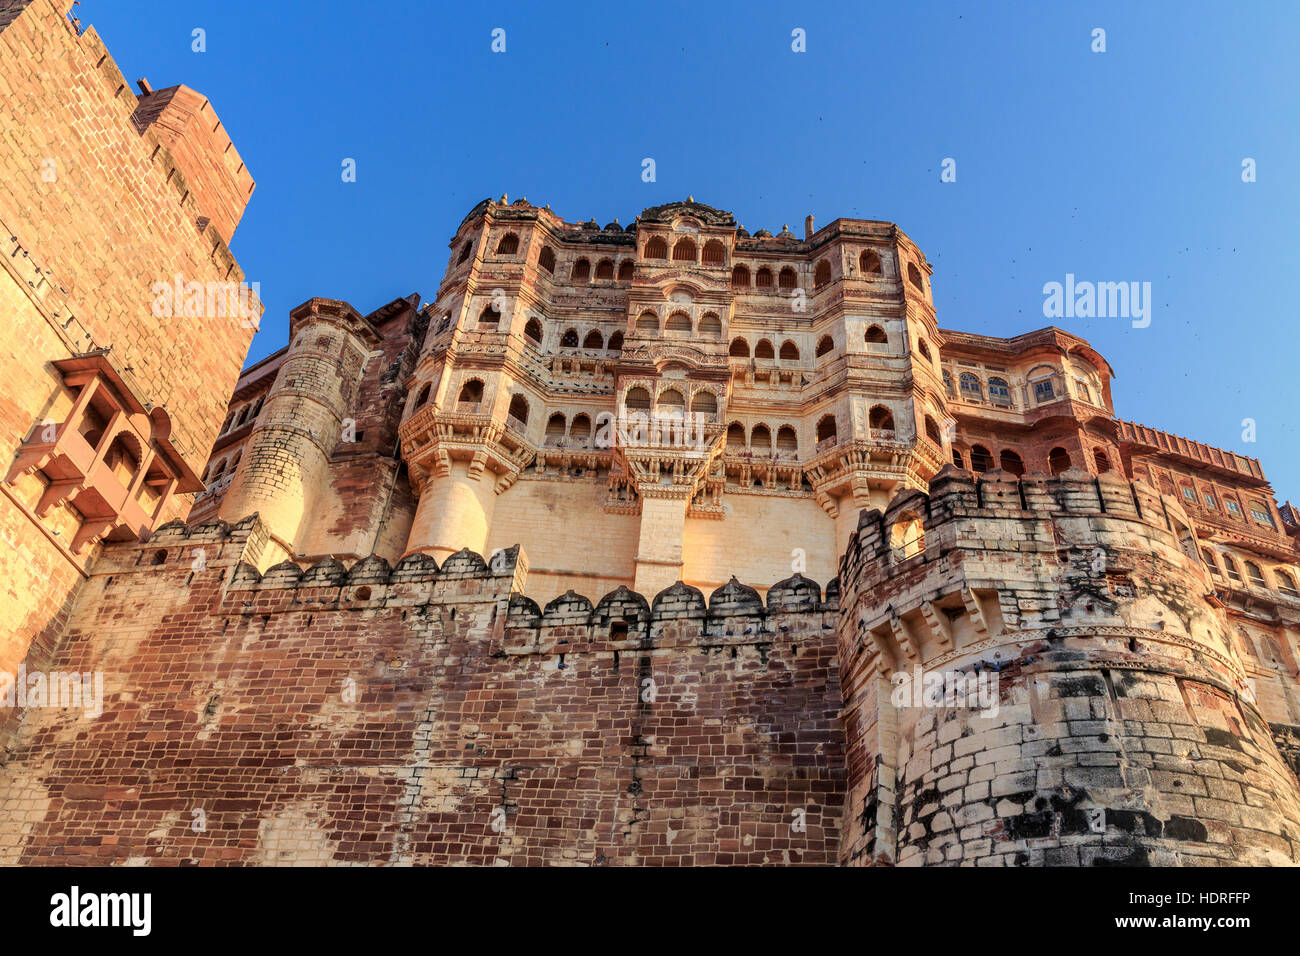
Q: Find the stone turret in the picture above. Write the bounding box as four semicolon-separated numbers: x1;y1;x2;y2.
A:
219;298;378;564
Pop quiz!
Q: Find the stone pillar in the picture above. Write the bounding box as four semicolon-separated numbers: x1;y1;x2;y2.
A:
633;489;690;597
405;459;498;562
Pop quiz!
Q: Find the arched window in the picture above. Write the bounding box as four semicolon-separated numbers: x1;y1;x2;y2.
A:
865;325;887;344
538;245;556;273
624;386;651;410
891;512;925;559
702;240;725;265
907;262;924;290
690;390;717;416
1028;365;1057;403
815;335;834;357
236;405;250;426
571;258;590;281
751;424;772;454
415;384;431;408
777;426;798;455
999;450;1025;476
970;444;993;473
644;236;668;260
726;422;746;449
458;241;473;264
1201;548;1221;575
779;340;799;361
754;339;775;359
523;318;542;344
1094;449;1112;474
479;305;500;329
608;331;624;351
959;372;982;401
814;260;831;288
1048;446;1071;475
1275;569;1299;597
918;339;933;363
699;313;722;336
545;412;566;446
508;394;530;426
816;415;837;445
860;249;882;275
665;312;692;334
1245;561;1267;588
731;265;750;287
1249;501;1276;527
457;380;484;406
1223;556;1242;583
729;338;750;358
778;266;797;289
252;397;264;418
988;377;1011;406
636;311;659;332
924;416;942;445
560;328;579;348
618;260;634;280
595;259;615;279
657;388;686;414
496;233;519;255
869;405;895;432
583;329;604;350
222;412;235;433
672;237;696;262
570;413;592;447
755;267;773;288
952;449;965;469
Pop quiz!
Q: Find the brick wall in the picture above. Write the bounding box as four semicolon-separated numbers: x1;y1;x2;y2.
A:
0;518;845;865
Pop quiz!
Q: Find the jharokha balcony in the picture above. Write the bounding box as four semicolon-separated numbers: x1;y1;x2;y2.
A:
3;352;203;554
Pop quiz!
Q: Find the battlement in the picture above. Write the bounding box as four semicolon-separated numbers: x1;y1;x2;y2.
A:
842;464;1200;595
131;82;256;245
836;464;1237;680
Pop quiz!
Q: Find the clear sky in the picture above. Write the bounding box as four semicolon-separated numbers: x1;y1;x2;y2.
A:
84;0;1300;497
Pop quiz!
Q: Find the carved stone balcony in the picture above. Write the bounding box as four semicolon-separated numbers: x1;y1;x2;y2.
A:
4;353;203;553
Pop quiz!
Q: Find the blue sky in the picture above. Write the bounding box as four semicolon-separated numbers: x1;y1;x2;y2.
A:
86;1;1300;497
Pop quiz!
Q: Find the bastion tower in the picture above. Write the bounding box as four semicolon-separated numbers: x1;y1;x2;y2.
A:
838;467;1300;865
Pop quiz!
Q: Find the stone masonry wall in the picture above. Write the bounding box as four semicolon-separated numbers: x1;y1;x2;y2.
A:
0;517;845;865
0;0;255;693
837;465;1300;866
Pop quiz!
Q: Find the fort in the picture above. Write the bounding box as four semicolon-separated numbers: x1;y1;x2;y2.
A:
0;0;1298;866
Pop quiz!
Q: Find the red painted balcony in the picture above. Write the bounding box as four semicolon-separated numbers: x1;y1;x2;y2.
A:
4;353;203;553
